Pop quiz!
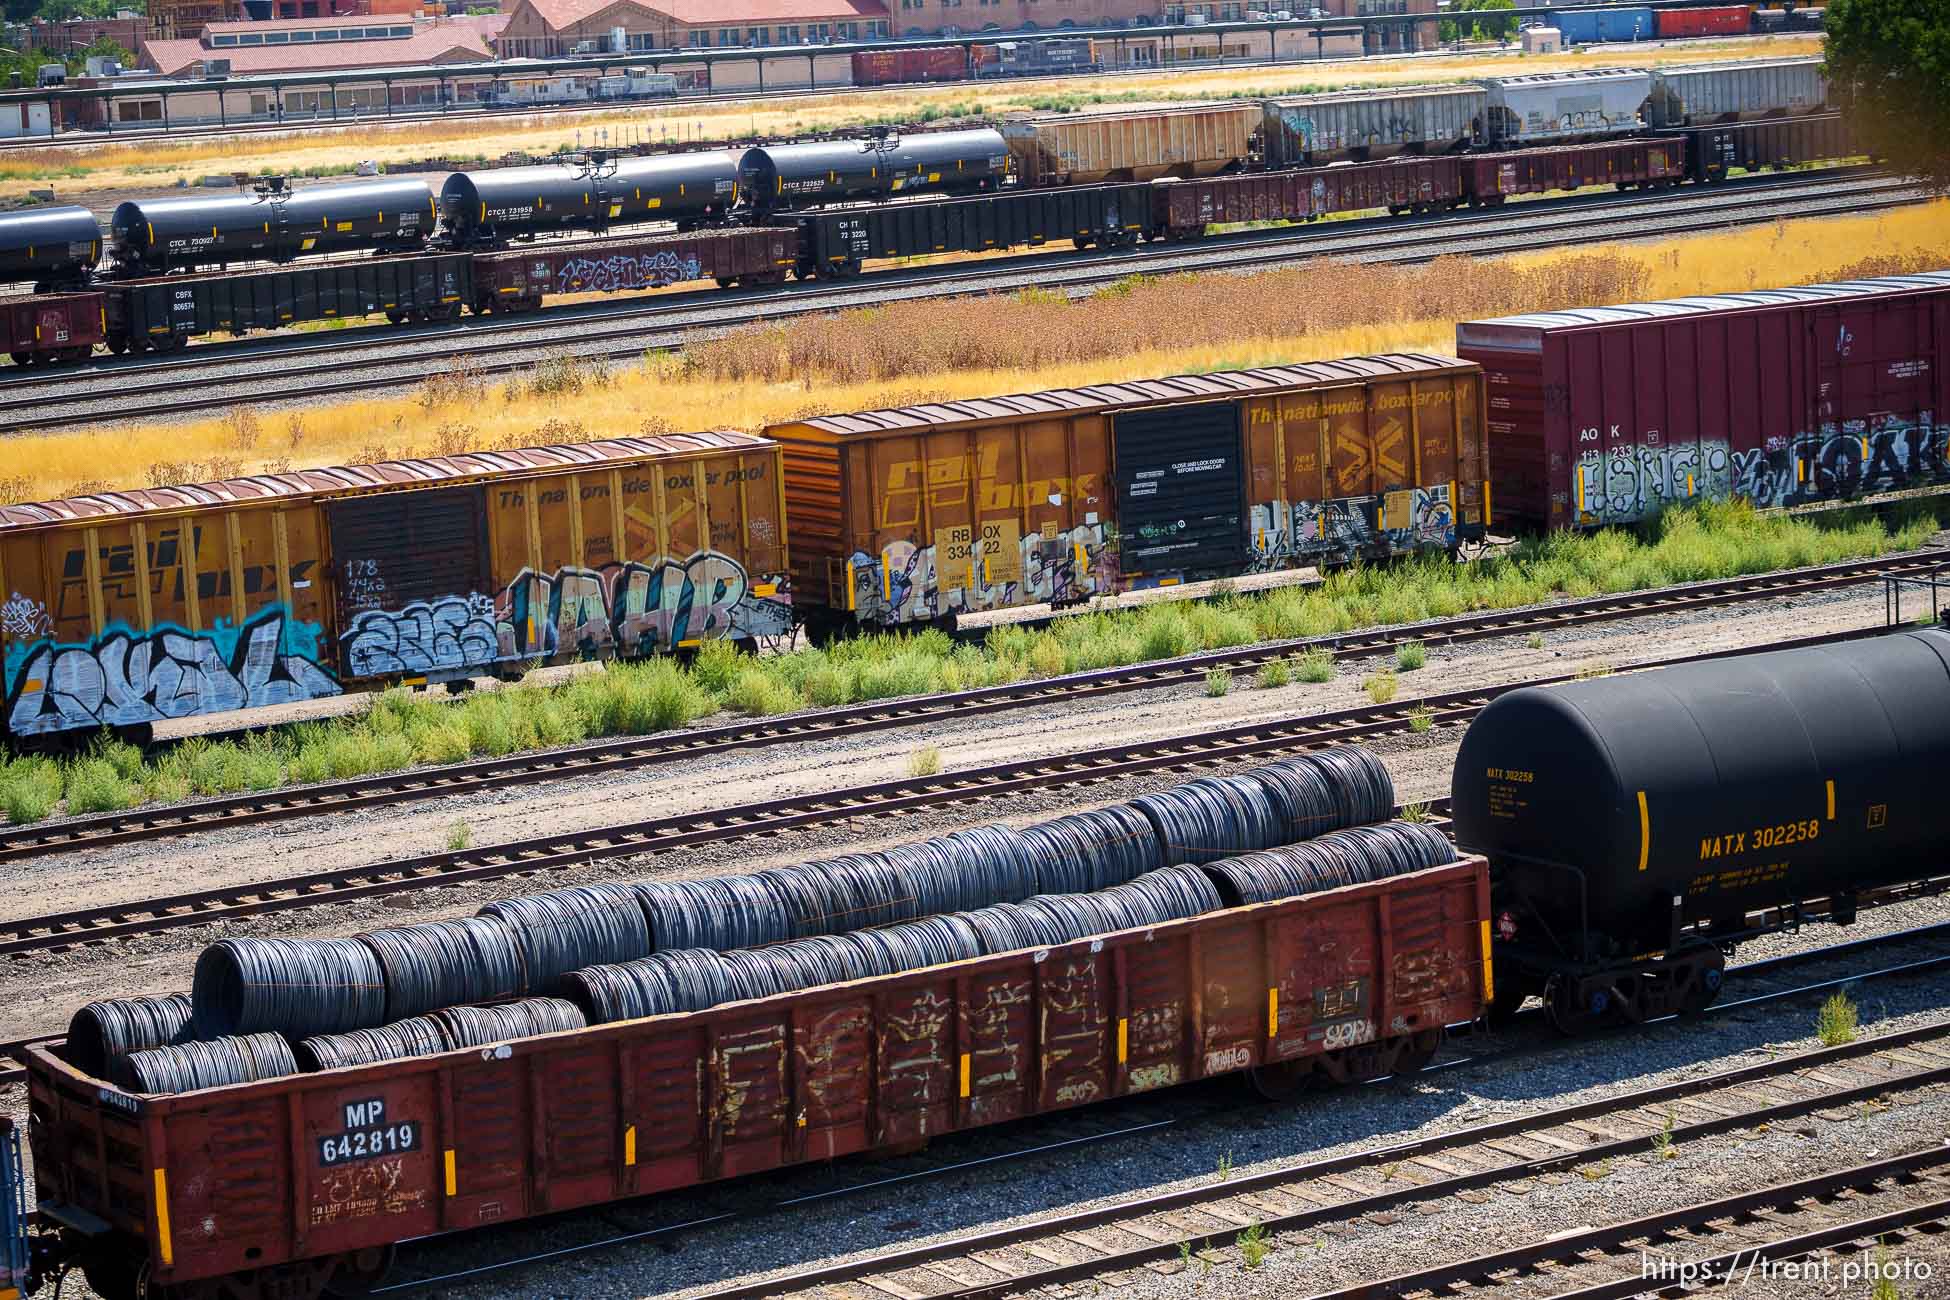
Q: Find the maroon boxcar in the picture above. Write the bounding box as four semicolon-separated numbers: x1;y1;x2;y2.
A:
1157;156;1466;236
1456;273;1950;530
1655;4;1754;37
1;291;103;366
851;49;900;85
1462;138;1686;204
901;45;968;82
27;858;1489;1300
468;227;797;312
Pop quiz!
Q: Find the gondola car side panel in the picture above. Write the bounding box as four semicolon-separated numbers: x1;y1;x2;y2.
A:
24;859;1490;1295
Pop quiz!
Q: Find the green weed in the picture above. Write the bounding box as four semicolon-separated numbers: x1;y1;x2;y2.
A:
1256;658;1291;688
1296;648;1336;683
908;745;943;778
1817;991;1859;1047
1237;1222;1269;1269
1205;668;1233;698
1395;640;1428;671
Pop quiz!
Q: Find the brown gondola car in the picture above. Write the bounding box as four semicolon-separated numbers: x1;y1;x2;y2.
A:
0;291;104;366
0;435;791;746
467;226;798;311
1156;156;1467;237
26;857;1491;1300
1460;138;1686;205
767;356;1491;631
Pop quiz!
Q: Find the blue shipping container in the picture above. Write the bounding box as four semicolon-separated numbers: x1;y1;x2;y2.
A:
1550;7;1655;42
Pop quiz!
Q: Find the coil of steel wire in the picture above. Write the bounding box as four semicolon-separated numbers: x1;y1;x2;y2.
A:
295;1016;450;1071
478;884;651;992
431;997;587;1049
116;1031;298;1094
192;936;387;1039
359;915;527;1020
66;992;194;1080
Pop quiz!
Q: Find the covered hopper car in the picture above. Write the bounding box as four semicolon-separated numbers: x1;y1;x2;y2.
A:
767;354;1490;633
0;434;791;745
1452;629;1950;1031
1455;271;1950;530
13;856;1491;1300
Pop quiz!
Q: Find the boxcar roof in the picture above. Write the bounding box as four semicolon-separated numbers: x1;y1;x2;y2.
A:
0;431;770;533
767;354;1473;440
1458;272;1950;337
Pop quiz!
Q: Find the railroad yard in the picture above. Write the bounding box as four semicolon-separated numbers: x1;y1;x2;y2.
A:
3;19;1950;1300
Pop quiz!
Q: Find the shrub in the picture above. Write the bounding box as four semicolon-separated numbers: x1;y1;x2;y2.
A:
690;638;745;696
1817;991;1858;1046
1205;668;1232;697
446;821;472;851
1408;705;1433;733
907;745;943;777
1395;640;1427;671
1296;648;1335;683
1256;658;1290;689
0;759;62;824
1363;670;1398;704
64;757;136;814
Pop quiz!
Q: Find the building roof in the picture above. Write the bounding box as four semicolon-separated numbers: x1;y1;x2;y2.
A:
142;16;499;74
654;0;884;21
0;433;769;533
510;0;882;32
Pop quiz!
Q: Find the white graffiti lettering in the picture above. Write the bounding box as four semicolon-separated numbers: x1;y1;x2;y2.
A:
557;250;704;294
0;591;52;640
848;524;1107;627
7;611;339;736
342;594;499;678
500;552;791;659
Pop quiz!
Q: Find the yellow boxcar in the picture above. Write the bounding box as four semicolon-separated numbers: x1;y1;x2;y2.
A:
0;433;790;743
767;356;1488;630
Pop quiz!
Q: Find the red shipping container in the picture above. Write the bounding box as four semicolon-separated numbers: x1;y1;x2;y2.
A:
1161;156;1465;234
1456;273;1950;530
1463;139;1685;202
1655;4;1753;37
851;49;900;85
0;291;103;365
27;859;1490;1295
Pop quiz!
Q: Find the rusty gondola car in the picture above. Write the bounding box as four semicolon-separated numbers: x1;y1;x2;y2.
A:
20;857;1491;1300
0;434;791;746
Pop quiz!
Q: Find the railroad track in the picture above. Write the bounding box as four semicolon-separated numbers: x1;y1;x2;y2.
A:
0;623;1901;962
6;549;1937;864
3;168;1914;431
1322;1151;1950;1299
687;1019;1950;1300
356;940;1950;1296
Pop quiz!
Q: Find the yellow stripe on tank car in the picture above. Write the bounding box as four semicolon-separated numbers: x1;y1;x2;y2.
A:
153;1168;174;1266
1636;790;1650;872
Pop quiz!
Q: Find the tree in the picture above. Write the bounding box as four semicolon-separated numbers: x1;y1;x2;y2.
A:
1439;0;1517;43
1824;0;1950;189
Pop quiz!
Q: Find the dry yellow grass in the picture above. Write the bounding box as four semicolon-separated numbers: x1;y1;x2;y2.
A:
5;37;1820;201
4;197;1940;505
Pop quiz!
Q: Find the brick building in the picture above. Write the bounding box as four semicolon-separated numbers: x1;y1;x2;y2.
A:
495;0;889;58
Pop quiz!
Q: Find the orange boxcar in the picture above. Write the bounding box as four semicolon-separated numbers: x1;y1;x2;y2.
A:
768;357;1490;630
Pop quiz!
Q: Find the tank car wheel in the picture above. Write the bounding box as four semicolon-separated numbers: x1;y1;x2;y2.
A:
1544;975;1612;1037
107;336;131;354
1676;949;1726;1016
81;1248;144;1300
1390;1028;1443;1075
322;1245;398;1297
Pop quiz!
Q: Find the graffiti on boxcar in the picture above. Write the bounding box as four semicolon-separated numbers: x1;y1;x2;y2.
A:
309;1156;427;1228
846;524;1108;625
557;250;703;293
342;593;499;678
0;592;51;641
5;607;339;736
338;551;792;676
1257;487;1457;567
1570;419;1946;523
500;551;792;658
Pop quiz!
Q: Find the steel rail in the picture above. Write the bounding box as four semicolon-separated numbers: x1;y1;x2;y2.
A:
1314;1151;1950;1300
0;624;1893;959
5;548;1936;864
3;171;1912;431
357;937;1950;1295
652;1019;1950;1300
